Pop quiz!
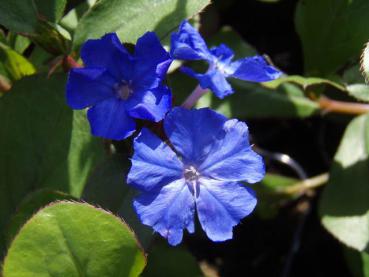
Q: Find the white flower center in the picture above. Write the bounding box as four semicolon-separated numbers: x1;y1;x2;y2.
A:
183;165;200;182
184;165;200;197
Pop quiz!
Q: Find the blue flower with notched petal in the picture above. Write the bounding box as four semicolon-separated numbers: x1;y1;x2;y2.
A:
128;107;264;245
170;20;282;99
67;32;172;140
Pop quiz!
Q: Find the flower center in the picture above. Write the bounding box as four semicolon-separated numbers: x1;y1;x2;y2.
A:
183;165;200;182
115;82;133;100
183;165;200;197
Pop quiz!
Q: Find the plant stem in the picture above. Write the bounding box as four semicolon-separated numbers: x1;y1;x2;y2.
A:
282;172;329;195
0;75;11;92
319;96;369;115
181;85;208;109
62;55;82;71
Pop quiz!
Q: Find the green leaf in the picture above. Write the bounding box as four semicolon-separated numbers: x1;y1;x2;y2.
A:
253;173;299;219
169;70;318;118
320;114;369;252
6;189;76;244
0;44;36;80
0;1;70;55
3;201;146;277
346;84;369;102
0;73;105;255
142;242;203;277
34;0;68;23
345;248;369;277
73;0;210;49
295;0;369;75
200;82;319;119
83;155;131;213
82;154;153;250
0;0;67;33
262;75;346;91
362;42;369;82
208;26;257;58
7;33;31;54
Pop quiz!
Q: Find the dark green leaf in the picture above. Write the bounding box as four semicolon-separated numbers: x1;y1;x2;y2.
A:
295;0;369;75
208;26;257;58
0;73;105;255
320;114;369;252
3;201;146;277
6;189;76;244
253;173;299;219
73;0;210;49
82;154;153;250
83;154;131;213
344;248;369;277
0;0;67;33
142;242;203;277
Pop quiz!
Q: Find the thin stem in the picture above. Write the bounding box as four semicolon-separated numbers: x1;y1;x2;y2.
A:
0;75;11;92
319;96;369;115
62;55;82;71
282;172;329;195
181;85;208;109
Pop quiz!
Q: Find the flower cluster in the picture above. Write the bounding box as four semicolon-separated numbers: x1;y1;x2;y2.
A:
66;21;281;245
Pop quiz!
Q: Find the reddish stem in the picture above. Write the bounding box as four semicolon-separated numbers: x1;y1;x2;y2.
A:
319;96;369;115
62;55;82;71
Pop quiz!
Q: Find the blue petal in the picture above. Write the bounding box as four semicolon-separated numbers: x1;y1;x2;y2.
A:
164;107;227;164
132;32;172;90
81;33;134;81
170;20;211;61
66;68;116;109
196;180;257;242
127;128;183;191
210;44;234;64
125;85;172;122
199;119;265;183
133;179;195;246
181;66;234;99
230;55;282;82
87;98;136;140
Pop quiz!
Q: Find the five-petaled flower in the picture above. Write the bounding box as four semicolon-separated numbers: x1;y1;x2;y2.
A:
127;107;264;245
67;32;172;140
170;20;282;99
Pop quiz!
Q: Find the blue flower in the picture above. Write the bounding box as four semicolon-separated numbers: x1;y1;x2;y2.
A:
128;107;264;245
170;20;282;99
67;32;172;140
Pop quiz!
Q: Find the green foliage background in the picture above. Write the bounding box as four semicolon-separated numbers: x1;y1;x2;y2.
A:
0;0;369;276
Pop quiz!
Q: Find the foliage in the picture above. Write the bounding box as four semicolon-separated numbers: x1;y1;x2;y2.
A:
1;0;369;276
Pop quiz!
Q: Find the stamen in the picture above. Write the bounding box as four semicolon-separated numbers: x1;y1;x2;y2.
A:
184;165;200;196
115;82;133;100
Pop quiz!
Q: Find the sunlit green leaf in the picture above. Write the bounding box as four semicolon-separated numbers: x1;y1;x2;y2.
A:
346;84;369;102
3;201;146;277
73;0;210;49
320;114;369;252
362;42;369;82
0;44;36;80
262;75;345;91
